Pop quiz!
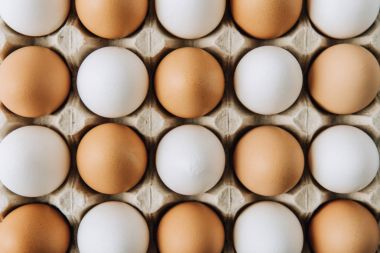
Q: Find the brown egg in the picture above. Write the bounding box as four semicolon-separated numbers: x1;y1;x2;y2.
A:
309;199;379;253
0;203;70;253
231;0;302;39
157;202;225;253
309;44;380;114
75;0;148;39
155;47;225;119
0;46;70;118
233;126;304;196
77;123;147;194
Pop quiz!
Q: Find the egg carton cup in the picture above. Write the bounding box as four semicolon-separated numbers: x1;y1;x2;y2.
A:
0;1;379;252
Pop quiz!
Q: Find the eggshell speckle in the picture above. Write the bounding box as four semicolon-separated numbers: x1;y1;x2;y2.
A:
76;0;148;39
155;47;225;118
234;126;304;196
77;123;147;195
0;46;71;118
157;202;225;253
78;201;149;253
156;125;225;195
0;126;70;197
0;203;71;253
309;125;379;194
309;199;379;253
309;44;380;114
231;0;302;39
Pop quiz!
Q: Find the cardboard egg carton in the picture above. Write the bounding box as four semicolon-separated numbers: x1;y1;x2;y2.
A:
0;1;379;252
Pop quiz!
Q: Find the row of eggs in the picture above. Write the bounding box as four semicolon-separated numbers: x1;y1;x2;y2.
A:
0;43;379;119
0;0;379;40
0;123;378;198
0;199;378;253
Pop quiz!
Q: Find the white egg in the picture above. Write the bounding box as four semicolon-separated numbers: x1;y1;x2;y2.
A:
308;0;380;39
155;0;226;39
78;201;149;253
0;0;70;36
0;126;70;197
156;125;225;195
234;201;304;253
77;47;149;118
309;125;379;194
234;46;303;115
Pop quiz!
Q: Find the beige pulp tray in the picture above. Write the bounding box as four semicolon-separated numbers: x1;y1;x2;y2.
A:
0;1;379;252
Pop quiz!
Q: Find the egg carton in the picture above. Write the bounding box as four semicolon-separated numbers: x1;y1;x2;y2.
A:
0;1;379;252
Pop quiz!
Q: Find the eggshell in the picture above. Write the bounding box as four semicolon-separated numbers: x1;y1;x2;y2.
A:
0;126;70;197
0;0;70;36
155;47;225;118
155;0;226;39
0;203;71;253
309;125;379;194
0;46;71;118
309;199;379;253
307;0;380;39
234;46;303;115
308;44;380;114
75;0;148;39
234;201;304;253
76;123;147;194
77;47;149;118
156;125;225;195
231;0;302;39
78;201;149;253
234;126;304;196
157;202;225;253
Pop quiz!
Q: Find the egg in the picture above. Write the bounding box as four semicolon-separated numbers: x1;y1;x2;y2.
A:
0;0;70;36
0;46;71;118
309;199;379;253
78;201;149;253
231;0;302;39
234;46;303;115
308;44;380;114
308;0;380;39
234;201;304;253
155;0;226;39
77;123;147;194
157;202;225;253
155;47;225;118
75;0;148;39
0;203;70;253
234;126;304;196
77;47;149;118
0;126;70;197
309;125;379;194
156;125;225;195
